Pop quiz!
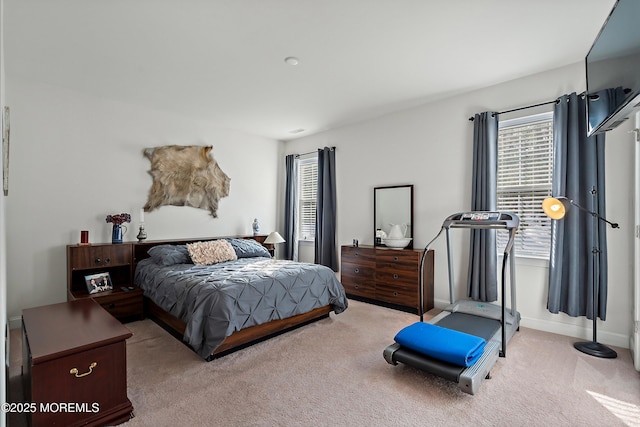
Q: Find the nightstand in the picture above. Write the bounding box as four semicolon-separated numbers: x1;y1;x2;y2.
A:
67;243;143;322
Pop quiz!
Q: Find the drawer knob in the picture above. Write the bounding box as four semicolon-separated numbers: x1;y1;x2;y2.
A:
94;258;101;265
393;292;398;297
393;274;399;279
354;268;360;274
70;362;97;378
394;256;399;261
108;303;115;309
354;285;359;289
104;258;111;264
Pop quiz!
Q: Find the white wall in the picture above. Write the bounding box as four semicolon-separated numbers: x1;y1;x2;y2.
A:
283;62;635;348
6;60;635;350
5;77;281;324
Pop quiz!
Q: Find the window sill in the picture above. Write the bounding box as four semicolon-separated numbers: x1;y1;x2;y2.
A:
499;253;549;268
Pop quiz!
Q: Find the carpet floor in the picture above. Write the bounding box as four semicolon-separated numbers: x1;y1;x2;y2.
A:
9;300;640;426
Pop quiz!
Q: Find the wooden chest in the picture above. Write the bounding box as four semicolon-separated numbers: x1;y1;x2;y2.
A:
340;245;434;314
22;299;133;426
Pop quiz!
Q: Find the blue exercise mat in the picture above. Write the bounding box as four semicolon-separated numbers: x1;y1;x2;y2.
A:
394;322;486;367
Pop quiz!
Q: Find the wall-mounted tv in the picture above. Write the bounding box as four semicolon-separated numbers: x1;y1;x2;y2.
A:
586;0;640;136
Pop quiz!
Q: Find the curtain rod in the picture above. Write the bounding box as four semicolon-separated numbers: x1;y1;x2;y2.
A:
296;146;336;157
468;98;559;121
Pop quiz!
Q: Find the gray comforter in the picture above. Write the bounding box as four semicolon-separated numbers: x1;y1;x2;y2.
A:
134;257;348;358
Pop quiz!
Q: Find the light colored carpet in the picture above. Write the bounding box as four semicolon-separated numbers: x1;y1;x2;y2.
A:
9;300;640;426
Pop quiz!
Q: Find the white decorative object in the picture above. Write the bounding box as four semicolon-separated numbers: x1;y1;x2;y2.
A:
252;218;260;235
384;237;412;249
388;223;408;239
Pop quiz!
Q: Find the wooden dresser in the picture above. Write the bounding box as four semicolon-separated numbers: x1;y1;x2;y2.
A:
22;298;134;426
341;245;434;314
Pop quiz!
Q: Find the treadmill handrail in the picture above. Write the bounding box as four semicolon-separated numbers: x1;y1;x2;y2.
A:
418;226;445;321
418;212;520;324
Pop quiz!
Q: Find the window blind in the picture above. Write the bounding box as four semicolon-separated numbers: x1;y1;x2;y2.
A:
298;157;317;240
497;112;553;258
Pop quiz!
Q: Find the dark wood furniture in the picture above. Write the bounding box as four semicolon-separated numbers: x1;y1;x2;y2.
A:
22;299;133;426
67;243;143;322
145;298;330;359
68;236;276;324
341;245;434;314
131;235;331;360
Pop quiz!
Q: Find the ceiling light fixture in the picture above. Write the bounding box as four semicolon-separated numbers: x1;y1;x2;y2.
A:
284;56;299;66
289;128;306;134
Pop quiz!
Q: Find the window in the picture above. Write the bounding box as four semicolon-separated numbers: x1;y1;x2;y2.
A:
298;156;317;241
497;112;553;258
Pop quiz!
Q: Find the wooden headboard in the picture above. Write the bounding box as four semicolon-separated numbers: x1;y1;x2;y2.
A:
132;234;271;272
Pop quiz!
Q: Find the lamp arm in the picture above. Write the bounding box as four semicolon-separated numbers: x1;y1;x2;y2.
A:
570;201;619;229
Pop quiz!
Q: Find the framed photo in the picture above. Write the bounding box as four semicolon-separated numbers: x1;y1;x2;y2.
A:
85;272;113;294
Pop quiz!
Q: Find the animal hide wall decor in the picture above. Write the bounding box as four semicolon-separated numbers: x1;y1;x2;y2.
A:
143;145;230;217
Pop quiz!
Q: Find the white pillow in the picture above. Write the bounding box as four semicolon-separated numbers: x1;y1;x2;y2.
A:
186;240;238;266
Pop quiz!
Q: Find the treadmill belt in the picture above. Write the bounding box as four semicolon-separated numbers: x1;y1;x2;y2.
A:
436;313;500;341
392;347;463;382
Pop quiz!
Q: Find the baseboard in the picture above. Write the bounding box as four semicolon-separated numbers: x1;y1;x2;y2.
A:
631;321;640;371
521;316;629;349
433;298;630;349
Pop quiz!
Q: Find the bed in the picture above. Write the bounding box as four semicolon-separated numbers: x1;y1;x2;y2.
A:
133;236;348;360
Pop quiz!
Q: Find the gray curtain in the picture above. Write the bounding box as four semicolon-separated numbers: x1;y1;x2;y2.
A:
284;154;298;261
467;112;499;302
547;93;608;320
315;147;338;271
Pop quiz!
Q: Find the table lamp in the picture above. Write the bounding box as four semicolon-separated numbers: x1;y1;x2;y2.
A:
264;231;286;258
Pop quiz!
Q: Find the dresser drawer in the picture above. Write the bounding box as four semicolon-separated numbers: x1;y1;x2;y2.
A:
375;282;418;308
376;250;420;272
341;246;376;265
30;341;129;426
69;244;133;270
341;262;376;299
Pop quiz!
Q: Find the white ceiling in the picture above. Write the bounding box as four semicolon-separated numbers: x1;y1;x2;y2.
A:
5;0;617;141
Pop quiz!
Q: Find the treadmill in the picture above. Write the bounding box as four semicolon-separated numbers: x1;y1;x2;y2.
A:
383;211;520;395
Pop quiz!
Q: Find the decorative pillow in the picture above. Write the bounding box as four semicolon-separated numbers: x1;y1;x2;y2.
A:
186;240;238;266
148;244;192;266
225;238;272;258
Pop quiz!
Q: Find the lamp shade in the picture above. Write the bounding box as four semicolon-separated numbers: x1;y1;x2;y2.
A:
264;231;285;244
542;197;571;220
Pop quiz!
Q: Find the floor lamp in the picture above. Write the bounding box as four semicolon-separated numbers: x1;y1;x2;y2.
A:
542;189;618;359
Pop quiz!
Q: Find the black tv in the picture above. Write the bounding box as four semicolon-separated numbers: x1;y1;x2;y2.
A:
586;0;640;136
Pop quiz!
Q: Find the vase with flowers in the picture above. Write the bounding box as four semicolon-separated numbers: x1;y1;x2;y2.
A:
106;213;131;244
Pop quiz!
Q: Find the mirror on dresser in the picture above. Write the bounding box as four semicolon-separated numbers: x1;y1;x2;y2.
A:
374;184;413;249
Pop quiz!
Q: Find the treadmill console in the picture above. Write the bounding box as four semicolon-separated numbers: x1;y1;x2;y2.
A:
444;211;519;230
460;212;501;222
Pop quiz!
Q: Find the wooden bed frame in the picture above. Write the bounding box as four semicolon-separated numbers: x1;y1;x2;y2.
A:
132;235;333;360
